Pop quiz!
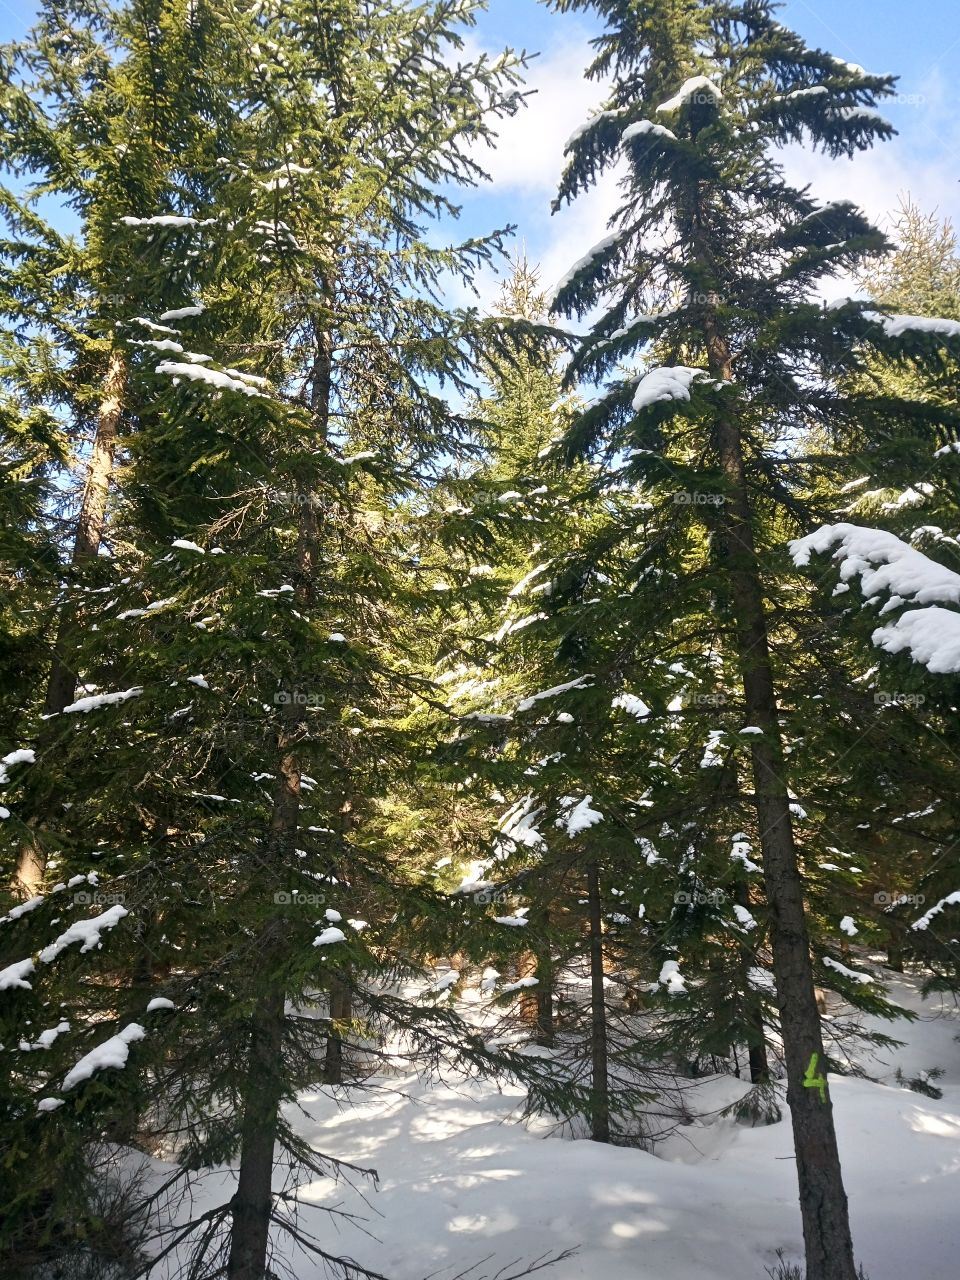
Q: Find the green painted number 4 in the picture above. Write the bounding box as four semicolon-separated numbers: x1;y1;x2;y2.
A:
804;1052;828;1103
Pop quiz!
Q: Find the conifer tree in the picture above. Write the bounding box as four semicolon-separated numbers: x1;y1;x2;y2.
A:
791;202;960;990
541;0;957;1273
0;0;240;894
1;3;550;1278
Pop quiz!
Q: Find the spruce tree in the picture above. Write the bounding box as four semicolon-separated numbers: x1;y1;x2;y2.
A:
0;0;241;895
541;1;941;1273
1;3;545;1277
791;201;960;992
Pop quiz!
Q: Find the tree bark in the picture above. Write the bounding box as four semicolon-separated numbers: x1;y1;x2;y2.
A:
733;876;769;1084
13;346;127;896
705;311;858;1279
534;934;555;1048
322;975;352;1085
226;987;285;1280
586;861;610;1143
227;710;302;1280
227;321;331;1280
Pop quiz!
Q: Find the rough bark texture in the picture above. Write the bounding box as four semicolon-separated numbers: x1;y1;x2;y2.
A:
516;955;555;1045
534;918;556;1049
227;694;303;1280
586;861;610;1143
14;347;127;896
705;310;858;1279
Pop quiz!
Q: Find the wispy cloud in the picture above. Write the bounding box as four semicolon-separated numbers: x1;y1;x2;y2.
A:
463;40;960;315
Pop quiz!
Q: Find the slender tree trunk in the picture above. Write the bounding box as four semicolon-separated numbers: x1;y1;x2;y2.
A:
518;948;539;1026
586;861;610;1143
227;987;285;1280
705;309;858;1280
535;928;555;1048
746;1023;769;1087
14;346;127;896
531;907;555;1048
322;975;351;1085
227;323;331;1280
733;877;769;1084
517;945;554;1045
227;731;301;1280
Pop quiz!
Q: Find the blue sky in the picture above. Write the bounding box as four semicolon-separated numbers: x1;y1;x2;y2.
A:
2;0;958;304
455;0;960;305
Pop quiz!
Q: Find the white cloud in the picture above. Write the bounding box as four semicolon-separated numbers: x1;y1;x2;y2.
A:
783;79;960;237
469;33;608;196
462;49;960;316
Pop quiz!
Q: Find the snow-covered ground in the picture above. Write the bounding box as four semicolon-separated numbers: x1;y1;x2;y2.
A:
150;967;960;1279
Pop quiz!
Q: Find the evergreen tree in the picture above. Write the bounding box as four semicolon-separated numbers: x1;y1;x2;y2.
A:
0;4;558;1278
0;0;240;895
791;201;960;992
540;0;957;1273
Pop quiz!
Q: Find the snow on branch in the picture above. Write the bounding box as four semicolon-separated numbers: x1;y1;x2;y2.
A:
0;748;34;784
159;306;204;321
822;956;873;985
547;235;619;309
791;523;960;674
622;119;677;144
39;905;130;964
790;523;960;607
58;687;144;715
559;795;603;837
912;891;960;932
0;957;36;990
61;1023;146;1090
632;366;714;412
517;675;593;712
871;313;960;340
873;607;960;675
155;361;270;398
656;76;722;114
120;215;215;228
564;109;624;153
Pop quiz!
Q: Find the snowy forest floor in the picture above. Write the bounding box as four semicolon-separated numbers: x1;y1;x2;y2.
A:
144;965;960;1280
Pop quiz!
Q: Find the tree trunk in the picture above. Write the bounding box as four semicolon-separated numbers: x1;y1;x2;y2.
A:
535;945;555;1048
518;948;539;1025
227;321;331;1280
227;730;301;1280
517;944;555;1045
322;975;352;1085
13;346;127;896
733;877;769;1084
706;312;858;1279
586;861;610;1143
227;987;285;1280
